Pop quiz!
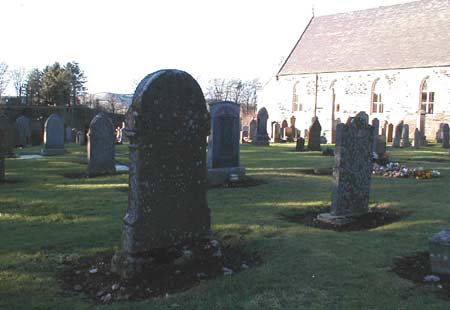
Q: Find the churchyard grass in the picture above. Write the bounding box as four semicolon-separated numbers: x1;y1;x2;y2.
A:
1;143;450;309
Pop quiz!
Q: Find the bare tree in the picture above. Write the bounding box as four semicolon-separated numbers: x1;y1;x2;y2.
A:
11;67;26;103
0;62;10;100
104;93;121;114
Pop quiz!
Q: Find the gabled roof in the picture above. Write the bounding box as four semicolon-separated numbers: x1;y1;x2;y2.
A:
277;0;450;76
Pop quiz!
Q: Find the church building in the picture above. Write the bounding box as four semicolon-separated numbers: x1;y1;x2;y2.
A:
260;0;450;143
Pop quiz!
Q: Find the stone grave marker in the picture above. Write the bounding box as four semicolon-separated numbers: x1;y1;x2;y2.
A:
436;123;445;143
207;101;245;185
65;127;74;143
413;128;421;149
296;137;305;152
76;130;86;145
400;124;411;147
392;121;403;148
371;118;379;153
317;112;373;225
307;117;321;151
375;135;386;157
87;113;116;177
387;123;393;143
15;116;31;147
41;113;65;155
0;114;15;157
429;230;450;275
111;70;211;279
442;124;449;149
271;122;282;143
253;107;269;146
30;119;43;146
249;119;257;141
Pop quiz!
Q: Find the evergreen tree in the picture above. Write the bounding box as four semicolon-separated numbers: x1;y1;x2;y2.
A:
65;61;87;106
41;62;71;106
25;69;43;105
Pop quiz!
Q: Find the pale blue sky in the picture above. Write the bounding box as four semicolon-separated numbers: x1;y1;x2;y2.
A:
0;0;413;95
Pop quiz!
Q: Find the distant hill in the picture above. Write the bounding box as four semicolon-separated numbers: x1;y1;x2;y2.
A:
90;92;133;114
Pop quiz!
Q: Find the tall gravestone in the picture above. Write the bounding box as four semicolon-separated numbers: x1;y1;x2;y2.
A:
392;121;403;148
0;114;15;157
207;101;245;185
413;128;421;149
0;114;9;183
317;112;373;225
41;113;65;155
111;70;211;279
442;124;449;149
400;124;411;148
15;116;31;147
307;117;321;151
387;124;394;143
436;123;445;143
30;119;43;146
371;118;379;153
253;108;269;146
249;119;257;141
87;113;116;177
272;122;282;143
65;127;74;143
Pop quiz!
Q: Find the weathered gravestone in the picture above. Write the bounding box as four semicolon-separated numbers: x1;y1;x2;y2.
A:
436;123;445;143
87;113;116;177
253;108;270;146
307;117;321;151
374;135;386;157
442;124;449;149
76;130;86;145
317;112;373;225
207;101;245;185
296;137;305;152
111;70;211;279
387;123;394;143
413;128;421;149
65;127;74;143
400;124;411;147
271;122;282;143
15;116;31;147
371;118;379;153
30;119;43;146
392;121;403;148
41;113;65;155
249;119;257;141
0;114;15;157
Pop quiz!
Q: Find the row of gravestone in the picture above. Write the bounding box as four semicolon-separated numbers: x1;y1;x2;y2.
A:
386;120;449;149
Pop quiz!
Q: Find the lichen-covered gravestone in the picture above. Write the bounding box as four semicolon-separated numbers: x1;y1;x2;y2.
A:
307;118;321;151
15;116;31;147
400;124;410;147
392;121;403;148
207;101;245;185
41;113;66;155
413;128;421;149
253;108;269;146
111;70;211;279
249;119;257;141
87;113;116;177
442;124;449;149
317;112;373;225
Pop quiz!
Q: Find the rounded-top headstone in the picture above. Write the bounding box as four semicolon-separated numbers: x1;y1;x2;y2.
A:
15;115;31;146
88;113;116;177
122;69;211;254
42;113;65;155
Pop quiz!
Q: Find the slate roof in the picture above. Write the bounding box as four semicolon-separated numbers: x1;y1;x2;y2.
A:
277;0;450;76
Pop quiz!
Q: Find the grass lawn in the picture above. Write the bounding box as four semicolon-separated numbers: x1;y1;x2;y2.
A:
1;143;450;309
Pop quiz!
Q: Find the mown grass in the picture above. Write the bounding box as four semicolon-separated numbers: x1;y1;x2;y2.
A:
1;143;450;309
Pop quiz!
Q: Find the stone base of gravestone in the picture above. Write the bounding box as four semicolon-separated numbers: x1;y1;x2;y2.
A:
429;229;450;275
316;213;353;226
41;147;66;156
253;135;269;146
208;167;246;186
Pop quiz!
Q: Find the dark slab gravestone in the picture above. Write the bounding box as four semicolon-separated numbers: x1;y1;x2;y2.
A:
249;119;257;141
87;113;116;177
443;124;449;149
41;113;65;156
0;114;15;157
371;118;379;153
413;128;421;149
317;112;373;225
30;119;43;146
253;108;270;146
0;114;9;184
272;122;282;143
392;121;403;148
307;117;321;151
296;137;305;152
15;116;31;147
207;101;245;186
111;70;211;279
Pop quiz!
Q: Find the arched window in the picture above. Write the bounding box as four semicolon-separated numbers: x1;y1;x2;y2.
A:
292;82;303;112
371;79;383;113
420;79;434;114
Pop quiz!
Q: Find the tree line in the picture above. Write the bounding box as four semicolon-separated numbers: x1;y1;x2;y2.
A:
0;61;87;106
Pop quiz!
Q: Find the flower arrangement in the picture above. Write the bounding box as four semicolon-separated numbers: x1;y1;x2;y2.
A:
373;162;441;179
